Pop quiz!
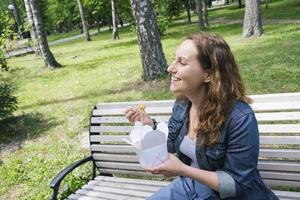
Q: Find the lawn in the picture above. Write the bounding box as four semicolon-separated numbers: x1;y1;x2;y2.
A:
207;0;300;20
0;2;299;199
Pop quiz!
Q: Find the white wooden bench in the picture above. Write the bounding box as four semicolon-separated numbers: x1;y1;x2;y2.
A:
50;92;300;200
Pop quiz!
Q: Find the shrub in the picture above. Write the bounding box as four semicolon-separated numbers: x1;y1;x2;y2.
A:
0;82;18;121
0;49;8;71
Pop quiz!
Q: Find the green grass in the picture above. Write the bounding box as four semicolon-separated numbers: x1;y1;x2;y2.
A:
0;5;300;200
205;0;300;20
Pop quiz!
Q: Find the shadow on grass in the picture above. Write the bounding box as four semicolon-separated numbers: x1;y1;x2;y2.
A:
0;112;60;153
164;23;242;41
19;77;171;110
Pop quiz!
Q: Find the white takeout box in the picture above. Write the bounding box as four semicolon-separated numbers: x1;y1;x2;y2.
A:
123;121;168;167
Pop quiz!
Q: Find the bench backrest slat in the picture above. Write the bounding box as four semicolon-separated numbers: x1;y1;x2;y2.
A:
90;93;300;188
90;135;300;145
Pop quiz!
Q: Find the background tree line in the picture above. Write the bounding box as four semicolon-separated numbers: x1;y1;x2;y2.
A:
1;0;265;79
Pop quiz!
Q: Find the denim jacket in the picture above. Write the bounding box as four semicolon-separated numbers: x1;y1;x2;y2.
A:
167;100;278;200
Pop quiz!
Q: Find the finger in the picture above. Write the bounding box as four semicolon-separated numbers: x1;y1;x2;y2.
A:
124;107;135;114
125;110;134;119
125;111;137;123
132;112;141;121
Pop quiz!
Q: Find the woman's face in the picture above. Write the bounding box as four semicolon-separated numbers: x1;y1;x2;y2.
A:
167;39;208;97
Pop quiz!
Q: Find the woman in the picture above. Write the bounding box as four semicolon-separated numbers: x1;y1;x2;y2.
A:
125;32;278;200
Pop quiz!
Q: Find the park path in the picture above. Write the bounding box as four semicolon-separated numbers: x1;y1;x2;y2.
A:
4;19;300;59
210;18;300;25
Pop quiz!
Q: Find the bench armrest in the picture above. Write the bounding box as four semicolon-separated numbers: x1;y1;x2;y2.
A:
49;155;92;200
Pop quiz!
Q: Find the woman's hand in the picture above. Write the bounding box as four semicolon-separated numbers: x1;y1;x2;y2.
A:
144;154;187;178
125;107;154;127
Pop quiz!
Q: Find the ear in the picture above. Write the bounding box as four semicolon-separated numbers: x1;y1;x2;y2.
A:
203;73;211;83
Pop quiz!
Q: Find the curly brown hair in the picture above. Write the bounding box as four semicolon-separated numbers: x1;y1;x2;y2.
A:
183;32;252;147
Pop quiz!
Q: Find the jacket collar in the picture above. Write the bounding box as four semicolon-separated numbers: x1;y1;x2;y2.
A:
175;100;191;121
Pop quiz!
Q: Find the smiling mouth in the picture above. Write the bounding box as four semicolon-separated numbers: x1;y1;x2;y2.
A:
171;76;182;81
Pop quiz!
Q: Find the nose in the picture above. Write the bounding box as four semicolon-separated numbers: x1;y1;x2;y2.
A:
167;61;176;73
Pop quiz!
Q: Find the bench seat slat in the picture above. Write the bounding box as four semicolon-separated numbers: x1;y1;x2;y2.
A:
76;188;145;200
95;175;168;186
88;180;162;192
82;185;152;198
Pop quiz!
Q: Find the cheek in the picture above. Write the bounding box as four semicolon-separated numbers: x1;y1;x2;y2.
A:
185;70;205;88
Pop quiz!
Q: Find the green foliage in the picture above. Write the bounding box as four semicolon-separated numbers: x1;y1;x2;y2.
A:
153;0;185;19
59;164;92;199
157;18;171;36
0;82;18;121
0;28;16;71
0;10;14;34
153;0;184;36
0;49;8;71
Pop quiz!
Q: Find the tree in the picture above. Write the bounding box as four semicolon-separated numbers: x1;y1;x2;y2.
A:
184;0;192;23
111;0;119;40
195;0;204;30
24;0;39;54
77;0;91;41
29;0;61;68
265;0;269;9
9;0;23;38
202;0;208;27
242;0;263;37
131;0;167;81
238;0;242;8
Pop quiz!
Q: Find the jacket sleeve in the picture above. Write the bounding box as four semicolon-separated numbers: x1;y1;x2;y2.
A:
217;112;260;198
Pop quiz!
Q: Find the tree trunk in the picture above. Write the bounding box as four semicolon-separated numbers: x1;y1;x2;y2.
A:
243;0;263;37
24;0;39;54
203;0;209;27
77;0;91;41
10;0;23;38
238;0;242;8
130;0;168;81
111;0;120;40
265;0;269;9
195;0;205;30
29;0;61;68
185;0;192;23
96;16;101;33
